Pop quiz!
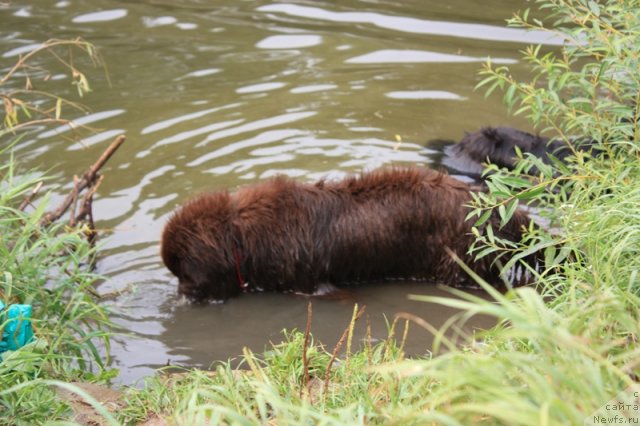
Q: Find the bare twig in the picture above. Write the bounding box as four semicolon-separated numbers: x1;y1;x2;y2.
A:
81;135;125;186
365;315;372;368
18;180;43;211
75;174;104;225
98;283;135;301
301;301;313;399
68;175;80;227
323;305;366;398
76;174;104;248
40;134;125;226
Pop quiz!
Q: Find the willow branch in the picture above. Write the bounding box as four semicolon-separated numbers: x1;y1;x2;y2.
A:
0;38;94;85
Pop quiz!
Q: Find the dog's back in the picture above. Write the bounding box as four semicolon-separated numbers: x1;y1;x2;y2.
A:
161;167;538;301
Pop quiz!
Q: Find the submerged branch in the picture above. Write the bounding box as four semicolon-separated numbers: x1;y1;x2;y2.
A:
18;180;43;211
40;134;125;227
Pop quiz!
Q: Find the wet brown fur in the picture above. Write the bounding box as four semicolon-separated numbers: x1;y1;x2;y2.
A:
161;167;534;302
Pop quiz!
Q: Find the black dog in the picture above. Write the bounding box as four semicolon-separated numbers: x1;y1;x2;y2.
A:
445;127;597;177
161;167;536;302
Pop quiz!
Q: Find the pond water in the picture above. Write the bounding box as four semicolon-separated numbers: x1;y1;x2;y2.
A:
1;1;556;384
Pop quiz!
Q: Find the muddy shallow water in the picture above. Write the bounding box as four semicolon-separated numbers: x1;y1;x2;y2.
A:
0;0;554;384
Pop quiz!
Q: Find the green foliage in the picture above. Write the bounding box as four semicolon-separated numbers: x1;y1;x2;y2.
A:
0;38;113;424
440;0;640;423
479;0;639;142
0;150;114;424
1;38;103;138
470;0;640;287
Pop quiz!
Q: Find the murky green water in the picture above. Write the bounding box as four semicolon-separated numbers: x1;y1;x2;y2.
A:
1;1;555;384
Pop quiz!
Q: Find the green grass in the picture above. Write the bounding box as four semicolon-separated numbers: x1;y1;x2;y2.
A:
0;38;114;425
118;315;419;425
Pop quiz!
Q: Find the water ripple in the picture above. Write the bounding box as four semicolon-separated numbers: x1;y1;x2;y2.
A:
141;103;241;135
346;49;517;64
191;110;317;153
386;90;466;100
191;128;307;167
258;4;565;45
2;42;42;58
37;109;126;139
67;129;125;151
150;119;245;149
236;82;287;94
256;34;323;49
72;9;128;23
290;84;337;94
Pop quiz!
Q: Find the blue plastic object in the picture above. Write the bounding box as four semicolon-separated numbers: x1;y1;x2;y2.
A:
0;301;34;353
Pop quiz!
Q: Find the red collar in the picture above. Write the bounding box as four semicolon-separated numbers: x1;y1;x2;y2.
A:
233;247;249;292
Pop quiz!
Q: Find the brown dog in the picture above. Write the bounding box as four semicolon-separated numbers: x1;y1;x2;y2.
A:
161;167;535;302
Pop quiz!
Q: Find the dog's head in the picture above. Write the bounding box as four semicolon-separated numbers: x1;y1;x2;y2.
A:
161;193;242;302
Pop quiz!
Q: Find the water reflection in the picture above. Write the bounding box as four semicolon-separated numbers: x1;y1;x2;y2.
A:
257;3;564;44
346;49;518;64
236;81;287;93
176;68;222;80
157;284;495;373
386;90;466;100
67;129;126;151
141;104;242;135
290;84;337;94
2;42;43;57
142;16;178;28
150;118;245;150
38;109;126;140
72;9;127;23
256;34;323;49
